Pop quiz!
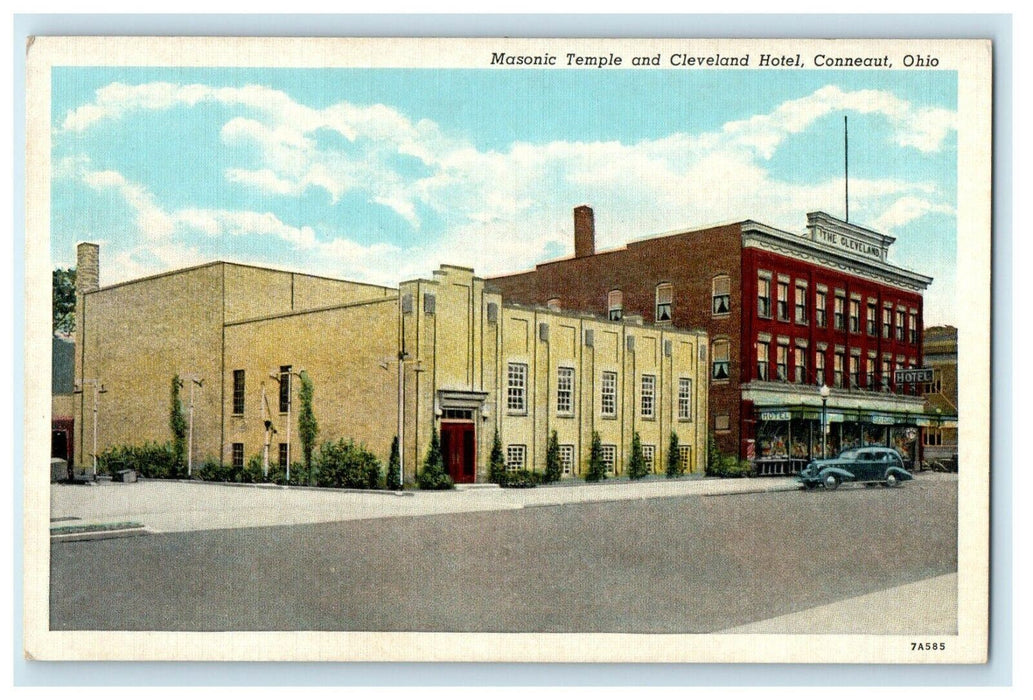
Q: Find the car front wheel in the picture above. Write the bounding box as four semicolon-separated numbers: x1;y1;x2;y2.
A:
824;474;840;490
885;473;900;488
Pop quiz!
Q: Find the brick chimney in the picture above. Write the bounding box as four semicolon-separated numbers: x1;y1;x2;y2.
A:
574;205;595;258
76;242;100;294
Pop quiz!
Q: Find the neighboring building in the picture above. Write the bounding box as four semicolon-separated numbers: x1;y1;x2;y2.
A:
492;206;938;470
921;325;959;467
52;335;75;464
74;245;708;483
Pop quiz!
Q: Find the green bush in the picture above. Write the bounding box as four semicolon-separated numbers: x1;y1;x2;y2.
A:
386;436;402;490
488;429;506;484
99;442;182;479
666;432;683;478
627;432;649;480
706;452;755;478
585;431;606;482
500;469;540;488
417;428;454;490
315;439;381;489
543;430;562;483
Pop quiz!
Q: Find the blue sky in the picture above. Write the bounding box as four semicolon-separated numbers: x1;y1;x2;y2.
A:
51;67;957;324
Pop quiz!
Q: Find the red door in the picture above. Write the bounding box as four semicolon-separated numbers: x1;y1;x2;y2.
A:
440;422;476;484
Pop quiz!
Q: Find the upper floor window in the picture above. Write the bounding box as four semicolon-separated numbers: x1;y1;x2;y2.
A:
833;350;845;388
815;350;827;386
776;280;789;321
849;298;861;333
794;344;808;384
896;309;906;341
833;291;846;331
640;374;656;419
655;283;673;323
815;288;828;328
849;354;861;388
678;377;692;420
776;342;789;382
712;340;730;381
757;273;772;318
909;310;919;343
882;306;893;339
881;356;892;391
556;366;574;415
712;275;731;315
278;365;292;413
866;354;877;388
608;290;623;321
794;283;807;323
756;339;770;381
232;369;245;415
866;299;878;336
507;362;527;413
601;371;617;417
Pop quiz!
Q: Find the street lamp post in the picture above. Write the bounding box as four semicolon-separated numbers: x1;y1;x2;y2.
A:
270;368;305;483
183;375;203;476
820;384;831;459
77;378;107;478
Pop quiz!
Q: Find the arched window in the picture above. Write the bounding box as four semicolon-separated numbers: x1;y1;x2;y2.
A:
608;289;623;321
712;339;730;381
655;282;673;323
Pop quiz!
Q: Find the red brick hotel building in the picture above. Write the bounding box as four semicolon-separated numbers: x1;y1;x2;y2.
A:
491;207;935;471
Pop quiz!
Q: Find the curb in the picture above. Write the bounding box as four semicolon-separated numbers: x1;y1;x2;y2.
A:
137;478;415;497
51;526;152;543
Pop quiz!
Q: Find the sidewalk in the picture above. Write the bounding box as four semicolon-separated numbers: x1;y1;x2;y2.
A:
50;473;807;535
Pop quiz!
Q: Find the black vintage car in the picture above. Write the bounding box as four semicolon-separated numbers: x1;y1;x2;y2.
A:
798;446;913;490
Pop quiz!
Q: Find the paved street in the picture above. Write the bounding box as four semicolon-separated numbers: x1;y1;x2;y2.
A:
49;475;957;633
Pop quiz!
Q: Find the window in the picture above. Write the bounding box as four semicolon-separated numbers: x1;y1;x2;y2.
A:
232;443;244;469
924;376;942;395
794;283;808;323
507;362;527;413
866;353;877;388
601;444;616;474
815;350;827;386
678;445;693;474
756;339;770;381
895;359;905;394
278;443;288;467
442;408;473;420
815;288;828;328
556;367;574;415
678;377;693;420
278;367;291;410
849;298;860;333
896;309;906;341
655;283;673;323
232;369;245;415
849;354;860;388
715;414;731;432
923;428;943;447
601;371;617;417
882;306;893;339
608;290;623;321
794;345;808;383
776;280;789;321
776;342;789;381
867;300;878;336
881;356;892;391
642;444;655;473
909;310;919;343
712;276;731;315
833;350;845;388
640;374;656;419
833;291;846;330
712;340;730;381
757;273;772;318
505;445;526;472
559;444;575;475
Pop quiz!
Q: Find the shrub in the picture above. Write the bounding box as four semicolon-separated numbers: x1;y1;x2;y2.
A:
585;431;606;482
417;428;454;490
99;442;181;479
489;429;506;484
666;432;683;478
543;430;562;483
386;436;402;490
500;469;540;488
315;439;381;489
169;376;187;475
706;452;755;478
297;371;318;473
627;432;649;480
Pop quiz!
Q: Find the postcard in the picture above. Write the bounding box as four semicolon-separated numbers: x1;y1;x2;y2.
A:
23;36;990;663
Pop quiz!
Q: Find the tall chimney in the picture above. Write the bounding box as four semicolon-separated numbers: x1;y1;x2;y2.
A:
574;205;595;258
76;242;100;294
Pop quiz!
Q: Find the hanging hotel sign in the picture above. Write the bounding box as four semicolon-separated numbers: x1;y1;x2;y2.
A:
759;410;791;421
894;367;934;384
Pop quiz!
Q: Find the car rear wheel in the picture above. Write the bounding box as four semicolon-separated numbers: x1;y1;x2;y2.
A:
885;473;900;488
824;474;840;490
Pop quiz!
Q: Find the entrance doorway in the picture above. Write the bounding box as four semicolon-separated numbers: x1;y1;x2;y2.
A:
440;421;476;484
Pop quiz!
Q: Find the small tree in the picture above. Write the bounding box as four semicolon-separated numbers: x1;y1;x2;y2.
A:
52;267;76;335
544;430;562;483
489;428;506;484
418;427;454;490
627;431;649;480
666;431;683;478
585;431;606;482
707;432;721;475
386;435;402;490
169;375;188;475
297;371;318;479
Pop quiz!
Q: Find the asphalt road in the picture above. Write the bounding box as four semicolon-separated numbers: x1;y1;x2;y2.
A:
50;479;957;633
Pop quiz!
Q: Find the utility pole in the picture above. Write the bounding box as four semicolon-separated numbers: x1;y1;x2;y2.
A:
183;375;203;476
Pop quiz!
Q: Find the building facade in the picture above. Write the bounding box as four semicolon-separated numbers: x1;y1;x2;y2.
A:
491;206;937;470
73;245;709;483
51;335;75;465
921;325;959;467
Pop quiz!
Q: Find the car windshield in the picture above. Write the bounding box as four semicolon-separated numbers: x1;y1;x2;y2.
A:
837;449;861;460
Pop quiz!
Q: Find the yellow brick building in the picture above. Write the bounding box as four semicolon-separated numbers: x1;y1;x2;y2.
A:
74;244;709;483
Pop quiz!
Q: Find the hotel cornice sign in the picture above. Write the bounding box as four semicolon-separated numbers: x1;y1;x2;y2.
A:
811;227;886;261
